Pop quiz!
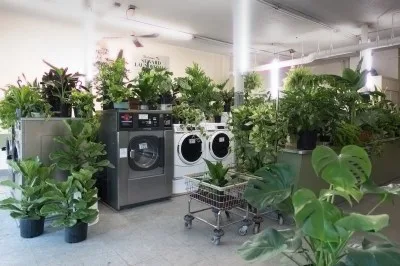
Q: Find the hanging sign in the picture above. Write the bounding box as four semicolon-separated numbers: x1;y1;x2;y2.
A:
132;55;170;69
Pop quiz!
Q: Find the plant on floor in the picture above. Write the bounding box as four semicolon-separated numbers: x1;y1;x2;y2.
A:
49;119;112;173
0;158;55;238
238;145;400;266
41;61;84;117
95;49;132;107
283;67;314;91
69;90;95;118
204;159;231;187
40;168;98;243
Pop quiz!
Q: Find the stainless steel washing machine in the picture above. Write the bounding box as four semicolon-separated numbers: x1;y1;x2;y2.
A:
99;110;173;210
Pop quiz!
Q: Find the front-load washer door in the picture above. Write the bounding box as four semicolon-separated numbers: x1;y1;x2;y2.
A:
128;135;163;172
209;132;230;160
178;133;203;165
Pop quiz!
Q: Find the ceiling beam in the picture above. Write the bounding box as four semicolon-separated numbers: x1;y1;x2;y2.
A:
256;0;359;41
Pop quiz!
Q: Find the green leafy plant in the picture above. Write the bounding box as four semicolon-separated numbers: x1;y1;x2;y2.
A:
0;85;50;128
95;49;132;105
239;145;400;266
41;61;84;116
0;158;55;219
332;122;361;147
204;159;230;187
69;90;95;118
244;72;263;100
40;168;98;227
131;66;173;106
49;119;112;173
172;102;204;125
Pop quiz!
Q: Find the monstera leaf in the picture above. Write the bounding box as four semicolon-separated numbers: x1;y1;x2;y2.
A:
335;213;389;233
312;145;371;201
293;188;346;242
238;228;301;262
337;239;400;266
243;163;294;211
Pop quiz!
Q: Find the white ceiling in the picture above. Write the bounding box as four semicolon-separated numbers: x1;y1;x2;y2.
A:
2;0;400;64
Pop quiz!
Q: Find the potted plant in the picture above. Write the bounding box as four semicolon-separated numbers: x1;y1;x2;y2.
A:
132;66;172;110
40;169;99;243
239;145;400;266
95;49;131;110
0;158;55;238
244;72;263;101
41;61;84;117
49;119;112;173
30;97;51;118
69;90;95;118
221;87;234;112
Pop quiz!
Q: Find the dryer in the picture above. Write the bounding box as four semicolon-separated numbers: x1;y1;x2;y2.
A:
202;123;234;167
173;124;206;194
99;110;173;210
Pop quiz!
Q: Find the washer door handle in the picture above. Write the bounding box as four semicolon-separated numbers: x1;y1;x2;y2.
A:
177;145;180;155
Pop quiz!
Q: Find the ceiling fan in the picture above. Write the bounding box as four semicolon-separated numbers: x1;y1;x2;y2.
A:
103;32;160;47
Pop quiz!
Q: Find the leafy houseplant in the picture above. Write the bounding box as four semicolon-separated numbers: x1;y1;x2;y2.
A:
41;61;84;117
0;85;50;128
132;66;173;109
95;49;131;109
221;87;234;112
49;119;112;173
239;145;400;266
204;159;230;187
69;90;95;118
40;169;99;243
0;158;55;238
244;72;263;100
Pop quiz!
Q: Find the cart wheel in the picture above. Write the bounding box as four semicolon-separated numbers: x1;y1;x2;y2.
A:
211;236;220;245
253;223;260;234
278;215;284;225
185;221;192;229
238;226;248;236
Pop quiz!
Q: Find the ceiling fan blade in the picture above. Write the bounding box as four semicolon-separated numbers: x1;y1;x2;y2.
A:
133;38;143;48
103;36;125;39
131;33;159;38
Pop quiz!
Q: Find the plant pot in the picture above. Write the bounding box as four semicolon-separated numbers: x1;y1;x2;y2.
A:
223;104;231;112
128;98;140;110
19;217;45;238
30;112;45;118
241;123;253;131
64;221;88;243
60;103;72;117
359;130;373;143
214;115;222;123
113;102;129;110
297;130;318;150
319;135;331;145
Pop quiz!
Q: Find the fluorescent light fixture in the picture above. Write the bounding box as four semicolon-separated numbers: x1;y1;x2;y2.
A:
270;59;280;99
101;16;193;41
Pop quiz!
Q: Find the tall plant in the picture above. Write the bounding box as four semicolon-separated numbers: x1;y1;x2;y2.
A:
49;119;112;173
239;145;400;266
244;72;263;100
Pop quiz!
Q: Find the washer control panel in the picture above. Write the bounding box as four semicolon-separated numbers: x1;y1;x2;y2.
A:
118;111;172;131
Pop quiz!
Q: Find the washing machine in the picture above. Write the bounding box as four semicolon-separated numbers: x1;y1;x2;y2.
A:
173;124;206;194
202;122;234;167
99;110;173;210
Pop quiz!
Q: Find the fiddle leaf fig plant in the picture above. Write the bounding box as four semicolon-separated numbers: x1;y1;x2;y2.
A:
239;145;400;266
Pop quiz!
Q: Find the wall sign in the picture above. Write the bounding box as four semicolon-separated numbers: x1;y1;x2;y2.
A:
133;55;170;69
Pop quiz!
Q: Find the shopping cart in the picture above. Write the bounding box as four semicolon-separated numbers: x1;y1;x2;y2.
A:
183;172;252;245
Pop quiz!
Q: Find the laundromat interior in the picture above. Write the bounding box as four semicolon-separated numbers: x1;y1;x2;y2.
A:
2;0;400;265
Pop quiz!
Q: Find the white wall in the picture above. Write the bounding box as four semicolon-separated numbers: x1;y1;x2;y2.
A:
0;10;231;94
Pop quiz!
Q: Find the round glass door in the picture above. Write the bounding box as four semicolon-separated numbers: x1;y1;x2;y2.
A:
179;134;203;164
128;136;160;171
210;132;230;160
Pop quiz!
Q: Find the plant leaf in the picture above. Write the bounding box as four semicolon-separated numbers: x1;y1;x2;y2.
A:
335;213;389;233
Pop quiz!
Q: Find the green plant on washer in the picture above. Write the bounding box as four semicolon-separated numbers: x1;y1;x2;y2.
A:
69;90;95;118
40;168;99;228
239;145;400;266
95;49;132;106
0;157;55;220
0;85;50;128
49;119;112;173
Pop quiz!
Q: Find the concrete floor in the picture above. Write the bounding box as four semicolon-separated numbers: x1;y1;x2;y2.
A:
1;176;400;266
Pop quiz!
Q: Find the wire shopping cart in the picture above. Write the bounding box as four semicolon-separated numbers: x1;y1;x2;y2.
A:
183;172;252;245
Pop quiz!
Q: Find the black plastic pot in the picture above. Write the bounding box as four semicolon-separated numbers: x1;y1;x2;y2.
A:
20;217;45;238
223;103;231;112
214;115;222;123
297;130;318;150
65;221;88;243
319;135;331;143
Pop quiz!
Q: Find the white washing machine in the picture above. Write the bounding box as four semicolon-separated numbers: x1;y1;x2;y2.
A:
202;122;234;167
173;124;206;194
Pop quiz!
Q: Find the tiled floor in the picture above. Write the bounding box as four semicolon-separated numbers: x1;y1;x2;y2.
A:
1;176;400;266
